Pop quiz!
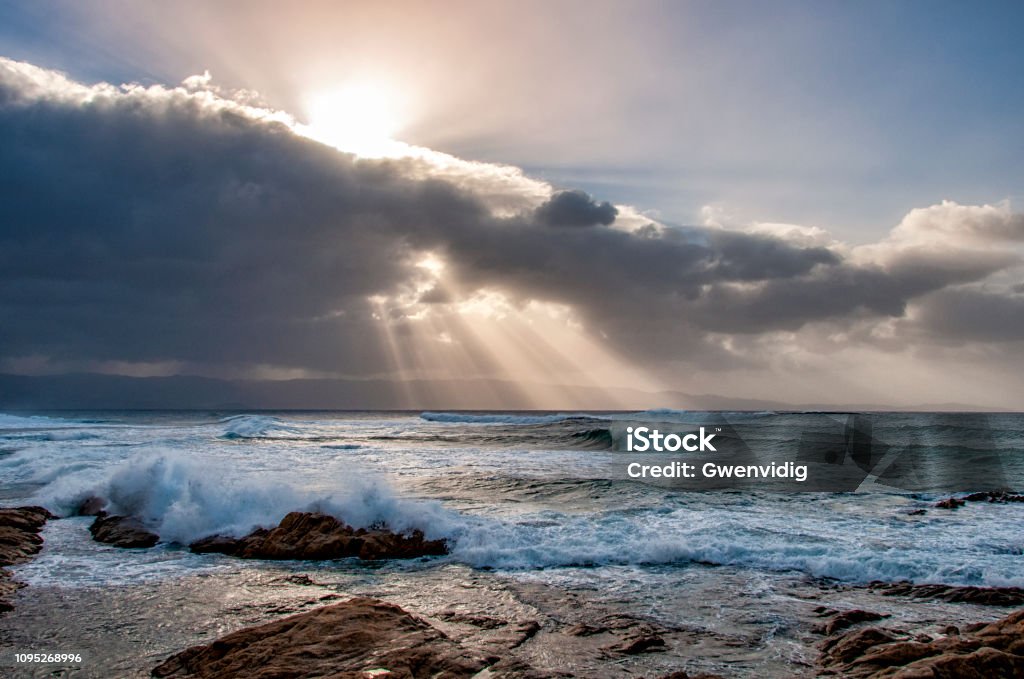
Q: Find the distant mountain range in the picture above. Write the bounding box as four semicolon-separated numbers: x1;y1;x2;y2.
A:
0;373;1009;413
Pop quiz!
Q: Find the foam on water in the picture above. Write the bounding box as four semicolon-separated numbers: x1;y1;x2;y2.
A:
0;412;83;429
35;449;458;544
2;410;1023;589
448;500;1024;586
219;414;307;440
11;517;230;587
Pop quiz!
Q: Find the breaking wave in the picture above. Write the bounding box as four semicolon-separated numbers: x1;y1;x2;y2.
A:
38;450;457;545
219;414;307;440
449;504;1024;587
0;412;81;429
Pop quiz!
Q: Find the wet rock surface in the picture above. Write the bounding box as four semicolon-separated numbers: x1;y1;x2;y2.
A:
867;581;1024;606
813;609;889;636
152;596;518;678
935;490;1024;509
818;608;1024;678
0;506;54;613
962;490;1024;503
188;511;448;561
89;514;160;548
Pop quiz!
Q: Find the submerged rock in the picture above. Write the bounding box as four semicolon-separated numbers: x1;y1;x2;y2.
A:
89;514;159;548
935;490;1024;510
188;511;447;561
0;506;55;613
962;490;1024;503
74;495;108;517
151;596;491;678
818;608;1024;678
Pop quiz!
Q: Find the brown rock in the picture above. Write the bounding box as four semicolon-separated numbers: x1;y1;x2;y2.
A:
564;623;606;637
437;611;508;629
606;634;666;655
820;627;905;666
0;506;53;565
0;506;54;614
492;620;541;650
935;497;965;509
188;512;447;561
602;630;666;655
814;609;889;635
187;534;240;554
868;581;1024;606
818;607;1024;678
89;514;159;548
899;646;1024;678
151;596;490;678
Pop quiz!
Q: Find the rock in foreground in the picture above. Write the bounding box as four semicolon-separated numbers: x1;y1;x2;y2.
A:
152;596;490;678
189;511;447;561
867;581;1024;606
89;514;159;548
0;506;55;613
819;608;1024;677
0;506;53;564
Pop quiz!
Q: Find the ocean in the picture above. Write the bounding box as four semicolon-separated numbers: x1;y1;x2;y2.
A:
1;409;1023;677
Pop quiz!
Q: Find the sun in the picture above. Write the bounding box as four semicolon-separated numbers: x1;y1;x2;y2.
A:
301;82;405;157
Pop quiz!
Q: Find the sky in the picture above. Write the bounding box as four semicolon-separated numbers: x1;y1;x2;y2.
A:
1;0;1023;409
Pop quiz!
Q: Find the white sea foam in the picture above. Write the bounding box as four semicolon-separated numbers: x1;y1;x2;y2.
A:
36;449;458;544
4;410;1024;589
449;505;1024;586
0;412;80;429
219;414;306;439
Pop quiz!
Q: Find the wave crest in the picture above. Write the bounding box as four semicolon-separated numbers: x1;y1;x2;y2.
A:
40;450;457;544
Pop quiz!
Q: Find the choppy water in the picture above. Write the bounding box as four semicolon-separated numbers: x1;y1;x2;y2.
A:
2;409;1023;677
1;409;1022;587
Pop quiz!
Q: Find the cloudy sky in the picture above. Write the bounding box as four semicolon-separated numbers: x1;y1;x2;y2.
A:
1;1;1023;408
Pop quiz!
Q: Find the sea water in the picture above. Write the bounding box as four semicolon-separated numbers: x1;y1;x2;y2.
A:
1;410;1022;586
1;410;1023;676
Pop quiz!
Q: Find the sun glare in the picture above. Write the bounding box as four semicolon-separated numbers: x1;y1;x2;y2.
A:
302;83;405;157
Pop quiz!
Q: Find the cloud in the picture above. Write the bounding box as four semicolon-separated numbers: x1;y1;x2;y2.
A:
1;57;1022;405
535;189;618;227
911;288;1024;343
890;200;1024;245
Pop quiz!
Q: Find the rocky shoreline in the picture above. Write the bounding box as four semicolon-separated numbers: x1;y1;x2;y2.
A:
817;607;1024;677
141;588;1024;678
2;499;1024;676
0;506;54;613
146;589;1024;678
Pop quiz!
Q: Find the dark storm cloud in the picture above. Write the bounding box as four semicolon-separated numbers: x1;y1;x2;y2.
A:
1;58;1021;378
535;189;618;227
912;289;1024;343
